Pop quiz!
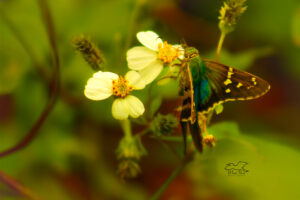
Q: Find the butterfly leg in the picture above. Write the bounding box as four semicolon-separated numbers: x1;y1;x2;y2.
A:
180;120;188;154
198;113;208;137
189;119;203;152
198;112;216;148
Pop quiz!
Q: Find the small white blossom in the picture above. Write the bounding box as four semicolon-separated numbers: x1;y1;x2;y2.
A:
127;31;184;84
84;71;146;120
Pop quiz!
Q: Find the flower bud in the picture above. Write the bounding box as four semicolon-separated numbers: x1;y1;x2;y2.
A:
72;35;104;71
218;0;247;34
116;135;147;178
117;159;141;178
150;113;178;136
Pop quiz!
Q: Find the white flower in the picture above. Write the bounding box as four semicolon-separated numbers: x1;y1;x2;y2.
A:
127;31;184;84
84;70;146;120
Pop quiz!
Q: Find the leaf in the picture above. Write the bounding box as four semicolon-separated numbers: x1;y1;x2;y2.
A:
149;96;162;117
186;130;300;200
208;121;241;138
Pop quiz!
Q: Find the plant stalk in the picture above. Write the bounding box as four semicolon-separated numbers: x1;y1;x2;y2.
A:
216;31;226;61
150;153;194;200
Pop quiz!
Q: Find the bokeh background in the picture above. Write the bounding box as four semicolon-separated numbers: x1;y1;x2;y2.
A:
1;0;300;199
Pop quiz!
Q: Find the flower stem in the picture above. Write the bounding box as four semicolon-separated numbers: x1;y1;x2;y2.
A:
0;170;40;200
216;31;226;62
157;136;192;142
121;0;146;69
124;0;146;49
150;153;194;200
120;119;132;138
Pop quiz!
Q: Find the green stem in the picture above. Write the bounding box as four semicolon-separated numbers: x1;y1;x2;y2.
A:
150;153;193;200
216;31;226;62
206;111;214;125
121;0;146;69
157;136;192;142
120;119;132;138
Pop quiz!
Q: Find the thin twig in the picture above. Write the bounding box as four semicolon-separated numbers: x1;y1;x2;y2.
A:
0;0;60;158
120;0;146;69
150;152;194;200
0;11;50;83
123;0;146;56
156;138;181;160
0;8;83;106
0;170;40;200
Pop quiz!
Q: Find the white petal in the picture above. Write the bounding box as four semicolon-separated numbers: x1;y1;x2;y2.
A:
137;31;163;51
125;71;145;90
127;46;157;70
124;95;145;118
93;71;118;80
112;98;129;120
84;75;113;101
173;44;185;59
138;60;163;84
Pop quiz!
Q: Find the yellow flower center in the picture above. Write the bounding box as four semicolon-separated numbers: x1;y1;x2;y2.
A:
157;41;181;63
112;76;133;98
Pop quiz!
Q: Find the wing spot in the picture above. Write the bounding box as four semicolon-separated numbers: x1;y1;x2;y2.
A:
225;88;231;93
199;83;271;115
227;71;234;79
224;78;232;85
236;82;243;88
251;77;257;85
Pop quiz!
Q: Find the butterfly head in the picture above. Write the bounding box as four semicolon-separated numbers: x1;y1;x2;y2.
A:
184;46;200;60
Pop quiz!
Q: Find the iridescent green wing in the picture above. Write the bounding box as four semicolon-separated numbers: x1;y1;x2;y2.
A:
197;59;271;114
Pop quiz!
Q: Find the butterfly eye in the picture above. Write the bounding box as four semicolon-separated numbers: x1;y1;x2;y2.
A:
188;53;198;59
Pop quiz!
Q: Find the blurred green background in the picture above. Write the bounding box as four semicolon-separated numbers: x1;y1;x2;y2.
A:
1;0;300;199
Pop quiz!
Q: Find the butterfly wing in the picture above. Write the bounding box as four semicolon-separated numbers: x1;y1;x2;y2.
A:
196;59;271;114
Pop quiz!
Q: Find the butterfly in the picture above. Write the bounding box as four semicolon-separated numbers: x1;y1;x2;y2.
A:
178;46;270;152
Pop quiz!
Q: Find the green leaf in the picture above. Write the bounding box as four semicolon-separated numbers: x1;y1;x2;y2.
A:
186;130;300;200
150;96;162;117
208;121;241;138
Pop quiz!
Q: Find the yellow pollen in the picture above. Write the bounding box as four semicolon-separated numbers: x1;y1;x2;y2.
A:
112;76;133;98
157;41;180;63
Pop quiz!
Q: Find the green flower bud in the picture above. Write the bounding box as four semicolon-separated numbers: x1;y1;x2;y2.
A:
72;35;105;71
150;113;178;136
116;135;147;160
117;159;141;178
218;0;247;34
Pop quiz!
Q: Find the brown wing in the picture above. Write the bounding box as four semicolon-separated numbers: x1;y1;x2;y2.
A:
198;59;271;114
